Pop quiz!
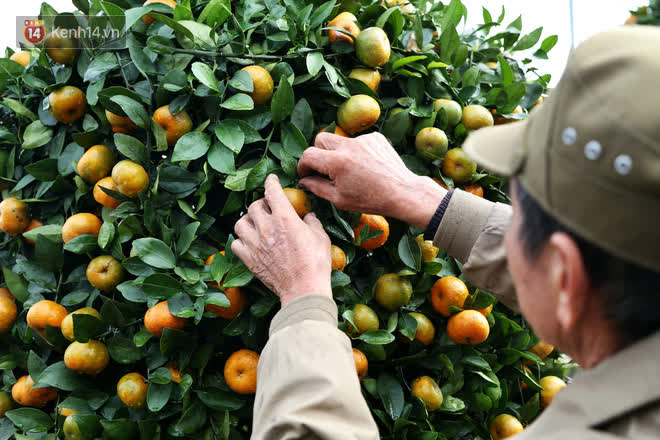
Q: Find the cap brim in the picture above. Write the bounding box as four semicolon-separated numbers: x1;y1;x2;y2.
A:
463;120;528;177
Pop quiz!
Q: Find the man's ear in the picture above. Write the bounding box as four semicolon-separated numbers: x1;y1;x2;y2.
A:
547;232;590;333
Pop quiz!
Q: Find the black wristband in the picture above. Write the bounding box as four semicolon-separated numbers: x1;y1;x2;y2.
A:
423;189;454;241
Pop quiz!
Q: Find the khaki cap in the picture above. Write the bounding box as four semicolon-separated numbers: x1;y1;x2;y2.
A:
463;26;660;273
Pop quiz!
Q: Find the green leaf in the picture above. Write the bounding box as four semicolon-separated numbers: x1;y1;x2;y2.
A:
279;148;297;178
27;351;47;382
398;235;421;271
73;314;105;343
2;267;28;302
3;98;37;121
198;0;231;27
114;133;148;165
107;336;145;364
377;373;404;419
513;27;543;51
177;222;200;256
191;62;220;92
309;0;336;28
98;222;115;249
110;95;150;129
281;122;307;158
83;52;119;82
498;56;513;87
208;141;236;175
63;235;98;254
392;55;427;71
540;35;558;53
214;120;245;153
172;132;212;162
132;238;176;269
358;330;395;345
291;98;314;141
228;70;253;92
398;313;417;341
196;390;245;411
222;264;254;288
271;77;294;124
306;52;324;76
6;408;54;433
147;383;173;412
142;274;183;299
22;121;53;149
221;94;254;111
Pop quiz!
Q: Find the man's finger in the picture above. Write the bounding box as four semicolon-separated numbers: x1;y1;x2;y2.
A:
297;147;339;177
230;239;253;267
264;174;295;216
314;131;347;151
298;176;339;205
234;216;258;246
303;212;326;236
247;199;270;231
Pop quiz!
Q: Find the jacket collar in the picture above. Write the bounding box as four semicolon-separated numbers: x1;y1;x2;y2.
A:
525;330;660;434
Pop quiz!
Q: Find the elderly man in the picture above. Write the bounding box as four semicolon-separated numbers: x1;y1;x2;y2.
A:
232;26;660;439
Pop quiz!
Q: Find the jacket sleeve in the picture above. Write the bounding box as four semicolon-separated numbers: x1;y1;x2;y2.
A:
430;189;519;311
252;295;380;440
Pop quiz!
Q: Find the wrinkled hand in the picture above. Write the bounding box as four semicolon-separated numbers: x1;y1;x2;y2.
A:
298;132;445;229
232;174;332;307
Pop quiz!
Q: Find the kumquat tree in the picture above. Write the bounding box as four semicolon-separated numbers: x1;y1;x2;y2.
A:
0;0;581;438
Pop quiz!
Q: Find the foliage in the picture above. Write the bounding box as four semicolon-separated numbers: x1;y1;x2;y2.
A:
0;0;577;438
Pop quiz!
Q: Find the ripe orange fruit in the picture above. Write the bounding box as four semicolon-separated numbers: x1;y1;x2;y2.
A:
93;176;121;209
331;245;347;271
61;307;102;341
11;375;57;408
490;414;524;439
433;99;463;127
111;160;149;197
349;68;381;91
461;105;493;131
26;300;68;337
0;287;14;300
48;86;86;124
320;125;349;137
442;148;477;185
352;213;389;250
409;312;435;345
44;30;79;65
152;105;192;146
374;273;412;311
415;235;439;262
77;144;116;184
476;303;493;317
625;14;638;25
411;376;443;412
539;376;567;408
23;219;43;245
430;276;469;317
105;110;137;135
0;391;13;417
144;301;187;337
282;188;312;217
64;340;110;375
0;296;17;333
464;183;484;198
59;407;78;417
10;51;30;67
416;127;448;162
143;0;177;25
168;362;183;383
351;304;379;334
241;65;275;105
205;285;247;320
447;310;490;345
62;213;102;243
224;349;259;395
337;94;381;135
0;197;30;235
534;96;545;107
205;250;225;266
328;12;360;45
353;348;368;381
117;373;148;408
527;340;554;363
86;255;124;292
355;27;391;68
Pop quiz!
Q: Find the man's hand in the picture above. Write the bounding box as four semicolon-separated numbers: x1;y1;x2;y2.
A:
232;174;332;307
298;132;446;229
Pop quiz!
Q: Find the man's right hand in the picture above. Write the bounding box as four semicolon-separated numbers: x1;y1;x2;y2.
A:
298;131;447;230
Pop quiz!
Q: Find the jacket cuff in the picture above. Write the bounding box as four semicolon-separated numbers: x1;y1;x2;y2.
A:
431;189;495;263
269;295;338;337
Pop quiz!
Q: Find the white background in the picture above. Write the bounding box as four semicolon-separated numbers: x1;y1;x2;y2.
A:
0;0;642;84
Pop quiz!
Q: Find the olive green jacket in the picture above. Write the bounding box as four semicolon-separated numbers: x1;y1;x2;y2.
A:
252;189;660;439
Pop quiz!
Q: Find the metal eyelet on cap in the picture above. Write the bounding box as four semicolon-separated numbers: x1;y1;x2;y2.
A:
584;140;602;160
614;154;633;175
562;127;577;146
